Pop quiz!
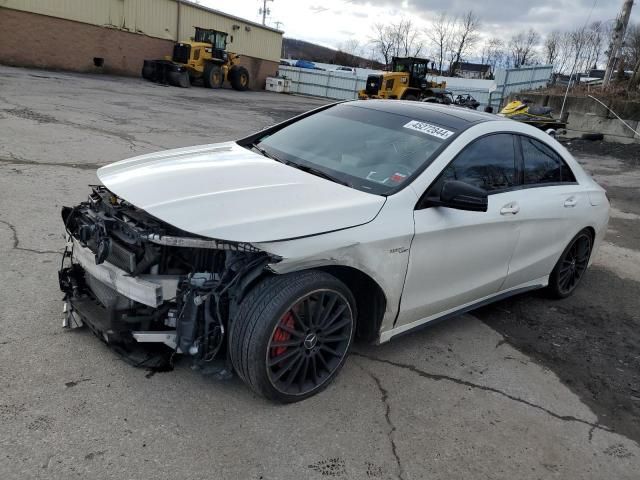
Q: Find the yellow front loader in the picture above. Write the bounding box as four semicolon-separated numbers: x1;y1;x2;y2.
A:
359;57;446;101
142;27;249;90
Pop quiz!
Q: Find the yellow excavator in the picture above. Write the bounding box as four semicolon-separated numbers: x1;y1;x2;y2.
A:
358;57;446;101
142;27;249;90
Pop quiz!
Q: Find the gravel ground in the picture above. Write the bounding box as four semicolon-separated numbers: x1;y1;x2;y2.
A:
474;147;640;444
0;65;639;479
560;138;640;165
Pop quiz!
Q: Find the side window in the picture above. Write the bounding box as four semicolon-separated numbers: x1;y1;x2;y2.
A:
521;137;576;185
441;134;518;191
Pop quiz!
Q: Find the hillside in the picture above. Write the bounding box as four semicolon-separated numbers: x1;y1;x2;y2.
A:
281;38;383;68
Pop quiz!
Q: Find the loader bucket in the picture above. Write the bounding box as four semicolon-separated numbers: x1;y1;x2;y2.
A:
141;60;189;88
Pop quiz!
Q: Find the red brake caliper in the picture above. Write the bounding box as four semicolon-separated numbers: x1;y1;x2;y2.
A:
271;311;295;358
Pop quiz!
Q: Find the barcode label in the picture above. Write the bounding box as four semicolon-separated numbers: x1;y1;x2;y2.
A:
403;120;454;139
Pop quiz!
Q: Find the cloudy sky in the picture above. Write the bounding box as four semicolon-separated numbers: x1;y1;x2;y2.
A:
202;0;639;53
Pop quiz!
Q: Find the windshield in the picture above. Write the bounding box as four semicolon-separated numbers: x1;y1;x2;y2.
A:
213;33;227;50
195;29;227;49
254;103;454;195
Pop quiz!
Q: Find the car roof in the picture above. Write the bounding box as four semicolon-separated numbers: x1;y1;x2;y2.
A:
344;99;498;131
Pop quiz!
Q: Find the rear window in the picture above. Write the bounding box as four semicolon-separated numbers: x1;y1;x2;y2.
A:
521;137;576;185
256;104;457;195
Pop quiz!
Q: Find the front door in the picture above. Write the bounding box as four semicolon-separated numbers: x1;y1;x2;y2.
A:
395;133;522;327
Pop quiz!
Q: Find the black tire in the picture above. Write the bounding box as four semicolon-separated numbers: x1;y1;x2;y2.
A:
229;66;250;91
203;64;223;88
548;229;593;299
581;133;604;141
229;270;356;403
141;63;154;80
403;93;418;101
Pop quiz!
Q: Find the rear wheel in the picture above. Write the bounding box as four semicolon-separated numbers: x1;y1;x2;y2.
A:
203;64;223;88
548;230;593;298
229;66;250;91
230;271;356;403
403;93;418;101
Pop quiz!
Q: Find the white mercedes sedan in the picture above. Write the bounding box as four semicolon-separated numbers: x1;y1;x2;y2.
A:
59;100;609;402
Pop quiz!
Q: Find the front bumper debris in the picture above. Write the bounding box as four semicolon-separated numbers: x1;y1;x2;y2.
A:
70;237;177;307
58;185;274;367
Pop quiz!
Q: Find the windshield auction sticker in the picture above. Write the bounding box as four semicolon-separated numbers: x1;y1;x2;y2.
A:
403;120;454;139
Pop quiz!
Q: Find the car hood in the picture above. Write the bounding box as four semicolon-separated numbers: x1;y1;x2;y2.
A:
97;142;385;242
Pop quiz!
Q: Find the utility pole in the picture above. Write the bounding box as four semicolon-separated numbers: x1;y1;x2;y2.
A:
603;0;634;87
273;21;284;30
259;0;274;26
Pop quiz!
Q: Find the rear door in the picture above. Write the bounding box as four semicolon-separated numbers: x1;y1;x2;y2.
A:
501;135;584;289
396;133;522;326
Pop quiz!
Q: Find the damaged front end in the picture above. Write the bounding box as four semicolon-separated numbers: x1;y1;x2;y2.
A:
59;185;277;369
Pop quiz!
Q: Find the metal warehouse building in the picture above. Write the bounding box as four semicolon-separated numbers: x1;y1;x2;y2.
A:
0;0;283;89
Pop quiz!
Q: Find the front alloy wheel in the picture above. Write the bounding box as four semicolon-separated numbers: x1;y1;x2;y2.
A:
267;290;353;396
230;271;356;402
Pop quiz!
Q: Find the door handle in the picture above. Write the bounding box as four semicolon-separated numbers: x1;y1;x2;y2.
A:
564;197;577;208
500;203;520;215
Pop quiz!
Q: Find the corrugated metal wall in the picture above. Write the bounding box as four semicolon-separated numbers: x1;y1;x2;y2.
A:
177;3;282;61
278;65;554;109
124;0;177;40
1;0;282;61
278;66;364;100
1;0;122;28
493;66;554;108
278;66;495;105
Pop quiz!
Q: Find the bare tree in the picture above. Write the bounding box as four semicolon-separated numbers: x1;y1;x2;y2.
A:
508;28;540;67
370;19;424;67
370;23;397;66
480;37;505;75
544;31;562;66
623;23;640;89
561;22;608;75
335;39;363;66
544;23;611;75
342;39;362;57
391;18;424;58
554;31;575;74
624;23;640;69
568;28;588;73
584;21;606;71
448;11;481;75
426;12;455;74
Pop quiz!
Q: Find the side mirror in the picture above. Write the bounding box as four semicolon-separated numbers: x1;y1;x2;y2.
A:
421;180;488;212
